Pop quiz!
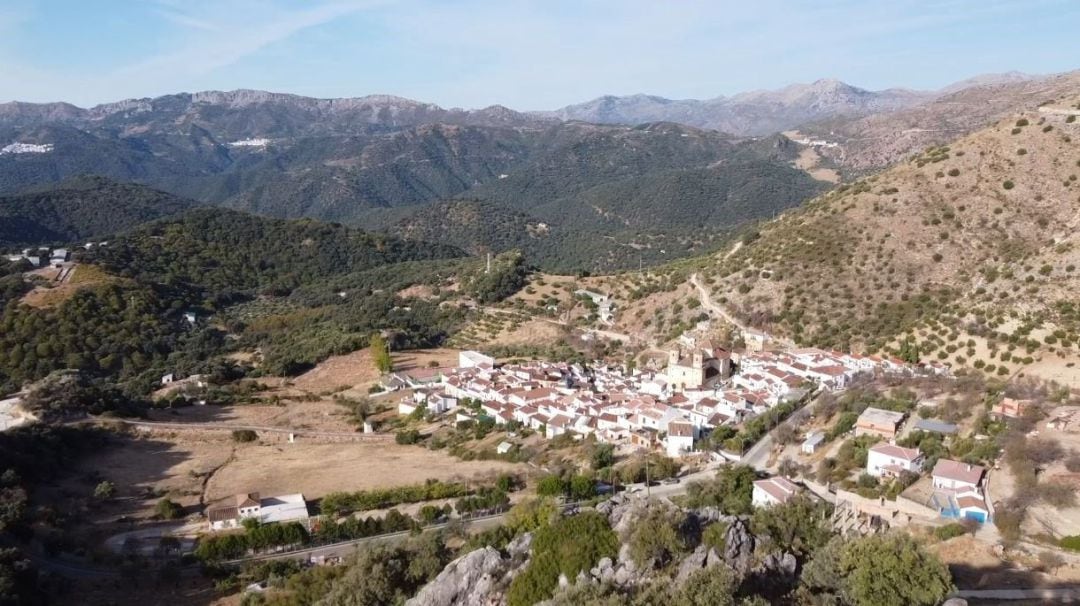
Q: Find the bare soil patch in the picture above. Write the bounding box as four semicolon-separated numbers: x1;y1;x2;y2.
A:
1019;352;1080;390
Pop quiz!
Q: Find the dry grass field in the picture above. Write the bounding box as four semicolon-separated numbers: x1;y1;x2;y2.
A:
204;441;524;505
21;263;115;308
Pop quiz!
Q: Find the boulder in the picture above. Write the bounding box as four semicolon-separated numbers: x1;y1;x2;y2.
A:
675;545;710;582
757;551;798;583
723;518;756;576
704;547;724;568
941;600;968;606
506;532;533;559
590;556;614;581
617;543;635;569
612;564;637;586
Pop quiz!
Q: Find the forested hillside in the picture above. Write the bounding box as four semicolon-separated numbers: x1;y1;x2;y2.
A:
88;208;464;301
0;99;826;270
0;176;195;247
0;209;481;394
698;94;1080;374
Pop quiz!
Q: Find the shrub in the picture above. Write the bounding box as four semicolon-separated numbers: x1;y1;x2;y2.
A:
947;168;960;177
93;480;116;500
1060;535;1080;551
1003;180;1015;190
395;429;421;445
232;429;258;443
1016;148;1027;155
934;523;968;541
506;512;618;606
156;498;184;520
1016;118;1029;127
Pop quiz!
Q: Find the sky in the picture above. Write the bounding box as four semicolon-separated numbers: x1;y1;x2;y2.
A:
1;0;1078;110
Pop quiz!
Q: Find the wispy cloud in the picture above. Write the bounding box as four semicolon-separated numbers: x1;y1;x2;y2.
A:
154;6;219;32
0;0;386;104
122;1;384;79
0;0;1075;107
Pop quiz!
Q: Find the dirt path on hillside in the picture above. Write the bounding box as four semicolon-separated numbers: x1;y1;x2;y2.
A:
689;272;751;334
690;272;795;349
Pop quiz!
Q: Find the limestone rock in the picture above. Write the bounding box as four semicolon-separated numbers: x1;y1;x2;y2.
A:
506;532;533;559
723;518;756;576
406;547;509;606
675;545;710;582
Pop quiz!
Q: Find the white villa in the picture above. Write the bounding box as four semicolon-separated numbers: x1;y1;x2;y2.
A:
752;477;801;508
866;443;924;478
207;493;310;531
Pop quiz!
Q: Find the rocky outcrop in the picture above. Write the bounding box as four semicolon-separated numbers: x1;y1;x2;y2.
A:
674;544;724;582
756;551;798;583
722;517;756;576
406;547;513;606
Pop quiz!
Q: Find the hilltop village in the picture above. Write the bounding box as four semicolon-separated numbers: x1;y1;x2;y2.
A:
395;342;949;458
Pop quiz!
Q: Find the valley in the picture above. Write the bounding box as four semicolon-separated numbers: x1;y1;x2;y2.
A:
0;44;1079;606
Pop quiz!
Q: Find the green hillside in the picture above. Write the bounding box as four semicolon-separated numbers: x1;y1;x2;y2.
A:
0;176;196;247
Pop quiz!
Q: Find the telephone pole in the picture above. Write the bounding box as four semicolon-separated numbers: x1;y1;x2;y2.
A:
645;455;651;499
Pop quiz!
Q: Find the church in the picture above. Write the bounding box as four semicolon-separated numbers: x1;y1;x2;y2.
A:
665;341;734;391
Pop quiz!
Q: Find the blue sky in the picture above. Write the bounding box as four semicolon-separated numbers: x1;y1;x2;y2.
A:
1;0;1077;109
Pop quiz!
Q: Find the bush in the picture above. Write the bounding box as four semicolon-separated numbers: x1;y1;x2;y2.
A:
933;523;968;541
156;498;184;520
947;168;960;177
395;429;421;445
1016;118;1029;127
1060;535;1080;551
232;429;258;443
94;480;116;500
1003;180;1015;190
507;511;618;606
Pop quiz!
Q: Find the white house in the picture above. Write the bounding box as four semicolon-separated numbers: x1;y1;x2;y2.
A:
866;443;924;477
801;432;825;455
459;350;495;369
207;493;309;531
665;421;695;457
932;459;986;492
752;477;800;508
956;490;990;523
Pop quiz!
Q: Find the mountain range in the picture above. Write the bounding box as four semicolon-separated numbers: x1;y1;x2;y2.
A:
539;78;934;136
0;96;825;270
0;70;1073;271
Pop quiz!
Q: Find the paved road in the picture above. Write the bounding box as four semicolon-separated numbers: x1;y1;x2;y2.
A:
952;587;1080;601
104;521;200;556
741;433;775;471
101;419;393;441
230;513;510;564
